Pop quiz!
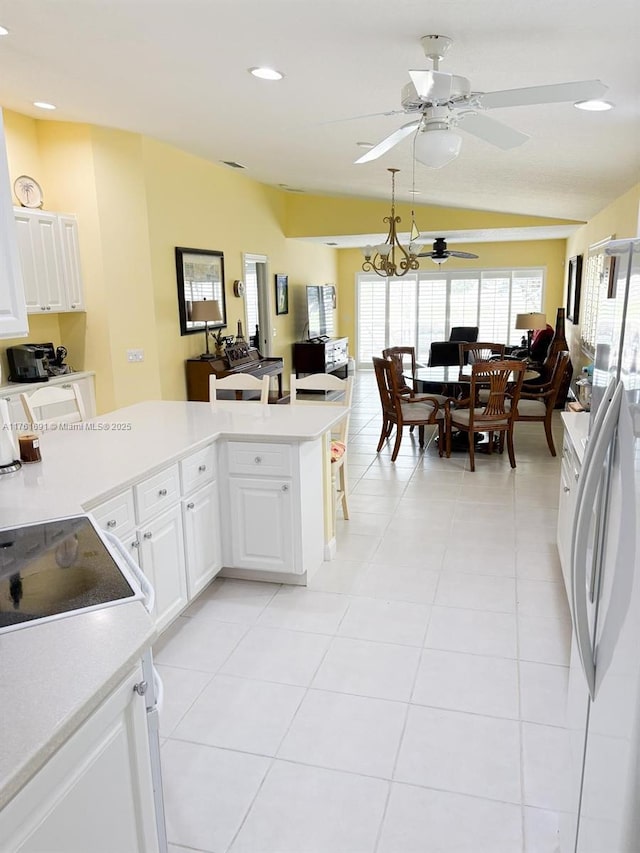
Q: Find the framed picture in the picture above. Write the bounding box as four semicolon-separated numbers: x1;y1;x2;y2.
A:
567;254;583;324
275;274;289;315
176;247;227;335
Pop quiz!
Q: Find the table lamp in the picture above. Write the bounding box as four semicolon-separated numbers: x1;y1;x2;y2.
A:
190;299;222;359
515;312;547;357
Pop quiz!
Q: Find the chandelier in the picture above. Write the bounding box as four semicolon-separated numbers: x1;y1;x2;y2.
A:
361;168;422;278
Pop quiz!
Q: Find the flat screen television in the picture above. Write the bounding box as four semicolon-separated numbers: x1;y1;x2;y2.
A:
306;285;335;341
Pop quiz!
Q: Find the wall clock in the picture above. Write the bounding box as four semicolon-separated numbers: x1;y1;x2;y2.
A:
233;279;245;297
14;175;44;208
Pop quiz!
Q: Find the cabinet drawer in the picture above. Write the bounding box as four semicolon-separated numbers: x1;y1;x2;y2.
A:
180;444;216;495
226;442;292;477
134;464;180;524
91;489;136;535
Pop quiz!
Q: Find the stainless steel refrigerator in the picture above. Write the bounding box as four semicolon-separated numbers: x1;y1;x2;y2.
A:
563;237;640;852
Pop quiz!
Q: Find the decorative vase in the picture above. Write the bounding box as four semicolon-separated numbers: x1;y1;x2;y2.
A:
547;307;573;408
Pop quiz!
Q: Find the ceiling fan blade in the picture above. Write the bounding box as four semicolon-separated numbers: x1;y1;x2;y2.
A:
449;251;479;259
354;121;420;164
478;79;607;110
458;112;530;150
417;251;437;258
322;109;405;125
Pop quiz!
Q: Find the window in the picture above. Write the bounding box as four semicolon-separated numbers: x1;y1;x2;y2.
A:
581;238;612;355
356;268;544;367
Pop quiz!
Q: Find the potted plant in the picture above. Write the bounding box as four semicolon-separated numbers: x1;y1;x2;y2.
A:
211;329;225;357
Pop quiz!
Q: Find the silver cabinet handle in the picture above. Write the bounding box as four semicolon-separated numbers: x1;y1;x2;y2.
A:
133;681;148;696
198;464;207;472
143;531;152;540
281;485;289;492
106;519;117;528
187;501;195;509
158;488;167;496
46;306;51;311
40;306;46;311
131;539;139;548
71;303;77;309
254;456;262;464
62;383;72;389
563;486;570;493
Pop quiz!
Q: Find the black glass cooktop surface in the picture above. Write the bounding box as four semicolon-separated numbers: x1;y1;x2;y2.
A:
0;516;137;632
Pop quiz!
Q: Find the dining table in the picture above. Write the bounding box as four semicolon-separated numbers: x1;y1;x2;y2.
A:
405;365;540;396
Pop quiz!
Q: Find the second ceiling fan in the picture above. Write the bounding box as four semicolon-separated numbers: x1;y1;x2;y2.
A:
418;237;479;264
355;35;607;168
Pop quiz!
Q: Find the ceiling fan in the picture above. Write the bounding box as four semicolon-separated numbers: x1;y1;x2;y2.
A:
418;237;479;264
355;35;607;168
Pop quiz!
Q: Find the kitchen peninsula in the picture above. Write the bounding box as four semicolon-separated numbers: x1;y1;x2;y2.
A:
0;400;345;847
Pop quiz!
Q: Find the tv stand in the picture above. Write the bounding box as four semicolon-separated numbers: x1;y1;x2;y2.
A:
294;337;349;379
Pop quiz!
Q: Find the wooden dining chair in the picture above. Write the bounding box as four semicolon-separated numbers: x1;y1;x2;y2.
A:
458;342;506;366
290;372;353;523
373;355;450;461
513;350;571;456
382;346;418;392
209;373;270;403
446;359;526;471
21;383;87;426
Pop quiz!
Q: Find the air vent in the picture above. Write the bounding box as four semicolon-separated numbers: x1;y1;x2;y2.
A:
221;161;246;169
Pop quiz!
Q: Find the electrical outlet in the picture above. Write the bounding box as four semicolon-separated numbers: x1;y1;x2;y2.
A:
127;349;144;363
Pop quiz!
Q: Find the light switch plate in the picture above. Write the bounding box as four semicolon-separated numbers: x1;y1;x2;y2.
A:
127;349;144;362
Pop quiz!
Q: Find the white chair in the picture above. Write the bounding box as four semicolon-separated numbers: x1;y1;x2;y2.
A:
290;372;353;523
209;373;270;403
21;383;87;426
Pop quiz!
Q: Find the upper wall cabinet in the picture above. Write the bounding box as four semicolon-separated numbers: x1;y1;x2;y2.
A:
13;208;85;314
0;110;28;339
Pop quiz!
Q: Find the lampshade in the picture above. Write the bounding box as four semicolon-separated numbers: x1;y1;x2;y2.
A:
190;299;222;323
515;312;547;331
414;128;463;169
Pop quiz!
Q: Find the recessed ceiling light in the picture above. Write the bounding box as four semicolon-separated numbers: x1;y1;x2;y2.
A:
0;25;9;36
356;142;374;149
574;99;614;112
33;101;57;111
249;67;284;81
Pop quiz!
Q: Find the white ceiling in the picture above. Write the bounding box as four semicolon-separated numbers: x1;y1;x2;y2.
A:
0;0;639;237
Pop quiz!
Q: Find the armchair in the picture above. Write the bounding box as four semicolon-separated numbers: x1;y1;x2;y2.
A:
514;350;571;456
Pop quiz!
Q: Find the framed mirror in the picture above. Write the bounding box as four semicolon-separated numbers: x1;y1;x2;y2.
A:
176;247;227;335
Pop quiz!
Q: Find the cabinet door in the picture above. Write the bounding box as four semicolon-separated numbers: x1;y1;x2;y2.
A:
15;210;66;313
58;215;85;310
228;476;296;572
138;503;188;631
182;481;222;598
0;665;160;853
0;112;28;339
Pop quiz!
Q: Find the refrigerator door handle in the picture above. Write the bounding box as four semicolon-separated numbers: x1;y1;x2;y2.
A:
572;380;623;700
152;666;165;714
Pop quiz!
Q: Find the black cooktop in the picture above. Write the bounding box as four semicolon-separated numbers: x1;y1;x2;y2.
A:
0;516;137;632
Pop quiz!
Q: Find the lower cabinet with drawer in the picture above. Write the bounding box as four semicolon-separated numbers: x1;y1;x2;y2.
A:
219;439;324;577
88;443;220;632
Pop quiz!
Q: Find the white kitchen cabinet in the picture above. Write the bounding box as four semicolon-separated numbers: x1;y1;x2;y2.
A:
137;503;188;632
0;664;160;853
227;476;295;572
0;110;28;339
220;439;324;577
13;207;85;314
182;482;222;597
557;429;582;595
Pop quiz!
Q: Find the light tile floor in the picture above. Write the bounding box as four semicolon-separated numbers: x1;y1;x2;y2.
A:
156;371;571;853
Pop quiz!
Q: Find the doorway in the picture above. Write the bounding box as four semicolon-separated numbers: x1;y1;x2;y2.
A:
243;253;271;356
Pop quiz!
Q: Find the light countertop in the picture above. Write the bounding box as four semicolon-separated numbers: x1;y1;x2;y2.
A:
0;370;95;396
0;600;156;810
0;400;347;526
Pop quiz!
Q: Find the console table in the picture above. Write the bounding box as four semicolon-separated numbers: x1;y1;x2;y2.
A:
293;337;349;378
185;351;284;402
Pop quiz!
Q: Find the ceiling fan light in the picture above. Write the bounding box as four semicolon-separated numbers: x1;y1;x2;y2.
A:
414;129;462;169
432;255;449;265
